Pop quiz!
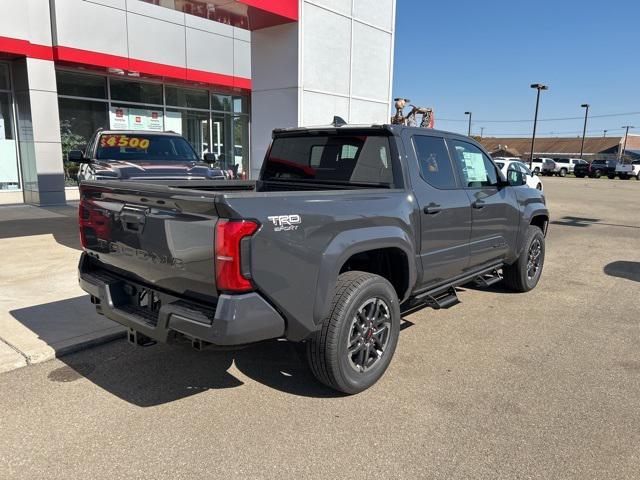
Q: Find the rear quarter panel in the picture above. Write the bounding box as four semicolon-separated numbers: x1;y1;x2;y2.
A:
219;189;418;341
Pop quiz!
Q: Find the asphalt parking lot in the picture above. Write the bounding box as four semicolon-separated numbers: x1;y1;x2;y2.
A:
1;176;639;479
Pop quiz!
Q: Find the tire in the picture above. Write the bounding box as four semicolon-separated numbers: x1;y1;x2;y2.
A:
503;225;545;293
307;271;401;394
559;168;567;177
619;174;629;180
607;174;615;179
533;167;540;174
594;170;602;178
636;173;640;181
536;183;542;190
576;173;585;178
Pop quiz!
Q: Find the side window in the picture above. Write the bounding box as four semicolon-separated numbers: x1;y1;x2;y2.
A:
518;163;532;176
412;135;457;189
450;140;499;188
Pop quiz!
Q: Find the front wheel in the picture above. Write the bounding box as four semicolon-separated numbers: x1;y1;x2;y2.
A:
503;225;545;292
607;174;616;179
559;168;567;177
307;271;401;394
594;170;602;178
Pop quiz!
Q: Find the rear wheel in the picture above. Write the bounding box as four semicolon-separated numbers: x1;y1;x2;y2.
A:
607;174;615;179
307;271;400;394
576;173;585;178
503;225;545;292
533;167;540;174
536;183;543;190
636;173;640;181
594;169;602;178
559;168;567;177
619;174;629;180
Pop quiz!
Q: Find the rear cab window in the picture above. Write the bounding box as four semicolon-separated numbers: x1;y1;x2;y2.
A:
263;133;397;187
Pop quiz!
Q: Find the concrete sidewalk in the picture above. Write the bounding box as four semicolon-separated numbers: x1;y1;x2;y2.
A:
0;203;124;373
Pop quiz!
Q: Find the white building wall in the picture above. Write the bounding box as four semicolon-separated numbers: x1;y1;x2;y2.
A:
49;0;251;79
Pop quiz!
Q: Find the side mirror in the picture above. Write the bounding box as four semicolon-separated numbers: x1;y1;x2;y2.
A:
203;153;217;164
507;169;526;187
67;150;87;163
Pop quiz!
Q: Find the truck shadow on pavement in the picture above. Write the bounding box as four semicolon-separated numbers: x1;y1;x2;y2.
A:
55;338;345;404
47;317;416;405
604;261;640;283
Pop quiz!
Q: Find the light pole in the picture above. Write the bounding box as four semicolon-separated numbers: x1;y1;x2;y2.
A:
620;125;634;161
579;103;589;159
603;130;608;137
464;111;472;136
529;83;548;169
480;127;485;139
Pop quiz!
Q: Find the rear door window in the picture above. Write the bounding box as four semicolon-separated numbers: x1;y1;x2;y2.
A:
412;135;457;189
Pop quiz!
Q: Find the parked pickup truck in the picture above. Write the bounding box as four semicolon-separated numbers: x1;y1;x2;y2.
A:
574;159;639;179
78;124;549;394
68;130;227;182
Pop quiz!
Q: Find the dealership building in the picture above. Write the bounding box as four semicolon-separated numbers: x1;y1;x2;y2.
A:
0;0;396;205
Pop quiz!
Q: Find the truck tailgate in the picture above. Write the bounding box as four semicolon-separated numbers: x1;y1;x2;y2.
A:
79;181;237;301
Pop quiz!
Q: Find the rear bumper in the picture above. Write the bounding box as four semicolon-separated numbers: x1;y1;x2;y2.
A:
78;254;285;346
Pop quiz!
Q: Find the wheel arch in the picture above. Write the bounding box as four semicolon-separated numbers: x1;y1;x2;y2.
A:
313;226;417;326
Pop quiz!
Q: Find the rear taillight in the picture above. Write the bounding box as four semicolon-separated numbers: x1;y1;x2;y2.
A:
215;219;259;293
79;198;111;250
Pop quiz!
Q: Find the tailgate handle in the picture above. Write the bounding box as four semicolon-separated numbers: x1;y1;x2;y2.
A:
120;207;148;233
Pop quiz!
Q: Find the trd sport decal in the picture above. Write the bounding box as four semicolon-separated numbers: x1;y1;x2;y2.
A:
268;214;302;232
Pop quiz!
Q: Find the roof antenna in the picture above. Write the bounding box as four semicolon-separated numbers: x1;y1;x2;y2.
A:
332;116;347;127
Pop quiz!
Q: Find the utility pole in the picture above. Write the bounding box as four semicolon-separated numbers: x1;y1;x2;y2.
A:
579;104;589;159
464;111;472;136
603;130;607;137
620;126;634;161
529;84;548;169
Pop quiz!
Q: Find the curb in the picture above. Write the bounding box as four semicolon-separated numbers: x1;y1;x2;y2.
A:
0;330;127;375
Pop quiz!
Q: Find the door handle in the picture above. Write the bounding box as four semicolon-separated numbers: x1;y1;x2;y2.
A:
423;204;442;215
472;200;485;209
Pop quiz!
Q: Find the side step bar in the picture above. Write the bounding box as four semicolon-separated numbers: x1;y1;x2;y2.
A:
423;287;460;310
473;268;503;288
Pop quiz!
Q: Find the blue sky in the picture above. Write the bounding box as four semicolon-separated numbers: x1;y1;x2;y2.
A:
392;0;639;139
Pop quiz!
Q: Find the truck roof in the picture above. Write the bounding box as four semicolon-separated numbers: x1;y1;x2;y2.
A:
272;123;470;140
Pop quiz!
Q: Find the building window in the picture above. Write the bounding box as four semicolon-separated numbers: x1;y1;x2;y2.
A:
166;86;209;110
0;91;20;191
212;93;232;112
56;70;251;182
58;98;109;185
110;78;163;105
0;63;20;192
56;71;107;99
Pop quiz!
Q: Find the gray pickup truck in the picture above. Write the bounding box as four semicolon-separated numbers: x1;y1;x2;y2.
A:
78;124;549;394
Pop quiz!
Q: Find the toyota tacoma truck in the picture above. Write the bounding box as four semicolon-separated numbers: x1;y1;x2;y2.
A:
78;124;549;394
